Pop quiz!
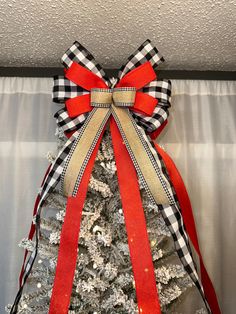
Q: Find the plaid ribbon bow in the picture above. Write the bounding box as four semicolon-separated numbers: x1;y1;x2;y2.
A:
53;39;171;137
10;39;221;314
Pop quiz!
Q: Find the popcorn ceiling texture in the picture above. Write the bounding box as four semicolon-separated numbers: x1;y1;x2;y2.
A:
0;0;235;70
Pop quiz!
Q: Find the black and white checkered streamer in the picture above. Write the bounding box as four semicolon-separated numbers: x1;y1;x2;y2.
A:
10;39;210;313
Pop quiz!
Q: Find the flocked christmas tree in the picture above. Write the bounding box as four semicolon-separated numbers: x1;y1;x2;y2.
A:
6;125;208;314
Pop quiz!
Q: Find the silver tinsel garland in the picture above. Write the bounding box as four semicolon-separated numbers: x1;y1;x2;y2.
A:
6;127;208;314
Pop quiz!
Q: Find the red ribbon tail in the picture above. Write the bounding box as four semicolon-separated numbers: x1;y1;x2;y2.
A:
154;143;221;314
48;128;106;314
110;117;161;314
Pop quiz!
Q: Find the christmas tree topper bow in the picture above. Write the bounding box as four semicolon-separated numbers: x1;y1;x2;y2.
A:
59;58;171;204
11;40;221;314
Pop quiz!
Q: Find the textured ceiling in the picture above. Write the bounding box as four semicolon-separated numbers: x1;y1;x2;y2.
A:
0;0;235;70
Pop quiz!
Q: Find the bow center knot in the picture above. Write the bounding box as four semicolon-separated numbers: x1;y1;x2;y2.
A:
91;87;136;108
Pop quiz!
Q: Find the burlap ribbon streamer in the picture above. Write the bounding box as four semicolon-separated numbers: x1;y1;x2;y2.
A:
63;87;169;205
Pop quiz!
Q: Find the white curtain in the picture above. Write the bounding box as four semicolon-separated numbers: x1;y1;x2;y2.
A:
0;77;235;314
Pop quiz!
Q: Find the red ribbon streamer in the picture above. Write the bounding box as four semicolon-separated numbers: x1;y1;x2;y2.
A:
110;116;161;314
49;127;106;314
